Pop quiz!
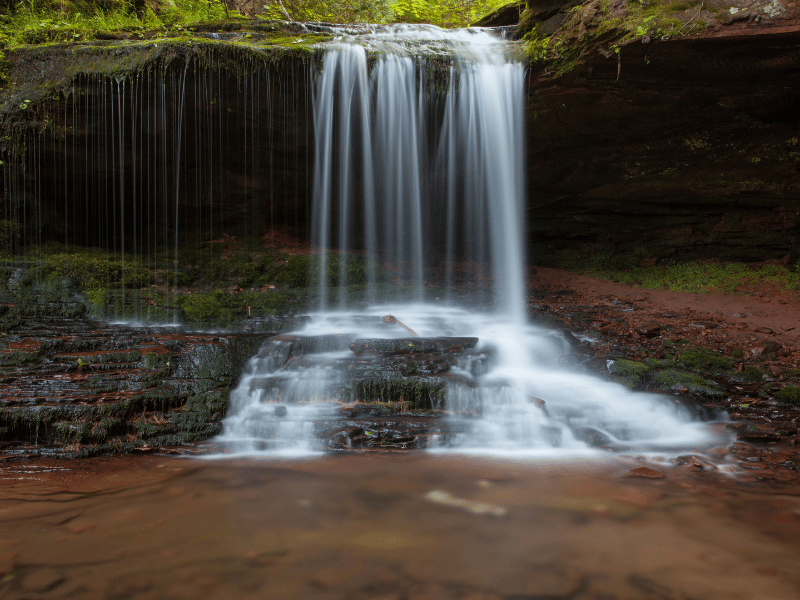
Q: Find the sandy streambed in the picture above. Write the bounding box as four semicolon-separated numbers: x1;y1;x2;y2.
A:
1;454;800;599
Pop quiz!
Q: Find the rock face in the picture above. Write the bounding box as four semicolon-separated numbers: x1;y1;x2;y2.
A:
525;23;800;265
0;313;275;457
2;22;800;266
0;39;317;249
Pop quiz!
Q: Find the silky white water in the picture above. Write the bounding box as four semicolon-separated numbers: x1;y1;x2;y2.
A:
216;25;721;458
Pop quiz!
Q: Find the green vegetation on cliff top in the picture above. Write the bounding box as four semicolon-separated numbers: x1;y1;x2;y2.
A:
0;0;511;51
519;0;715;70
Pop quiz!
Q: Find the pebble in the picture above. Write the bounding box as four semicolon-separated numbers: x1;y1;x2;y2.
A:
65;519;94;533
625;467;666;479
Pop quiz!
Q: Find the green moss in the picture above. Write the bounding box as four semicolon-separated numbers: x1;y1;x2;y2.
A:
554;251;800;297
144;352;168;369
649;368;724;398
677;347;732;375
183;388;229;420
776;386;800;405
739;365;763;382
607;358;651;389
604;356;723;397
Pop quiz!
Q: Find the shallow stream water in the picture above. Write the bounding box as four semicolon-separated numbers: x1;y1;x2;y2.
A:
2;455;799;600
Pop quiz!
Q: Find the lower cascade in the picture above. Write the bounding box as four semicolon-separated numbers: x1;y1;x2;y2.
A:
214;26;719;458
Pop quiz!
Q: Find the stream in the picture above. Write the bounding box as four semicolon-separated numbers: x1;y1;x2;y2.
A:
2;454;799;600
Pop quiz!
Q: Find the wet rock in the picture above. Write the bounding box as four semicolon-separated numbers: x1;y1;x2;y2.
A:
735;421;786;443
608;0;627;19
349;337;479;356
673;455;717;470
571;425;612;448
751;340;783;357
635;322;661;337
625;466;666;479
628;575;675;599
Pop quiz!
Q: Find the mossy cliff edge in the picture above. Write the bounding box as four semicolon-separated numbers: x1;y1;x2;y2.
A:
0;22;329;133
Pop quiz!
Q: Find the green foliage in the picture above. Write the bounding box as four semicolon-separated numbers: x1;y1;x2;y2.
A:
525;25;550;62
557;250;800;297
266;0;393;23
605;356;723;397
776;386;800;405
392;0;508;28
177;242;383;290
1;0;398;48
0;0;244;48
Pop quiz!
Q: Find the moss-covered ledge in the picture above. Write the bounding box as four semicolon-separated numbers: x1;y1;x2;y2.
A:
0;24;330;137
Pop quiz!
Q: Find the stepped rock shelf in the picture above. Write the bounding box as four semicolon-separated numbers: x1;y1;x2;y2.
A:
3;15;800;459
0;310;488;456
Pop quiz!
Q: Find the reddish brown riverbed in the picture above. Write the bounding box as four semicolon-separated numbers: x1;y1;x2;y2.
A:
2;454;800;600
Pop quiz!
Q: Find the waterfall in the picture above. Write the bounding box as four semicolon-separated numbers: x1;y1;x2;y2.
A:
216;26;718;457
0;30;720;458
311;26;526;318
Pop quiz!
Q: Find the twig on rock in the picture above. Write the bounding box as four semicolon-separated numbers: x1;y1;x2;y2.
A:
383;315;419;337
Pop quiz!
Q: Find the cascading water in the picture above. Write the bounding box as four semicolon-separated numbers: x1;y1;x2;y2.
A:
217;25;720;458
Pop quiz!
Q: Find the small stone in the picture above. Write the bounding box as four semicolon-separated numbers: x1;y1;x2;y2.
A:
65;519;94;533
625;467;666;479
23;568;65;592
636;322;661;337
674;455;717;470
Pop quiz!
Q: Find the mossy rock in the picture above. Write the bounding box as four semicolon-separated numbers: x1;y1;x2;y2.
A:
776;386;800;405
676;348;732;375
183;388;229;421
173;335;271;383
342;376;448;410
649;368;724;398
605;358;723;398
607;358;651;389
